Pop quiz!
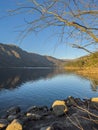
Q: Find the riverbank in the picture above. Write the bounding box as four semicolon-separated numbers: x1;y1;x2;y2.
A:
65;67;98;73
0;97;98;130
65;67;98;80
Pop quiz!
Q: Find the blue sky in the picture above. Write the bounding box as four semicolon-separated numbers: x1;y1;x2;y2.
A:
0;0;90;59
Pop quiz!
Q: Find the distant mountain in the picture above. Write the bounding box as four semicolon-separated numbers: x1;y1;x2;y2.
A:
65;52;98;68
0;43;65;67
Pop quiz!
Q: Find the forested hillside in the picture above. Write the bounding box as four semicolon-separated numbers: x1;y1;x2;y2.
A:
65;52;98;68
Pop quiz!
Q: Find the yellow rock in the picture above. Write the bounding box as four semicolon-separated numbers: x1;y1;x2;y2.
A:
91;97;98;102
6;119;22;130
52;100;68;116
52;100;65;107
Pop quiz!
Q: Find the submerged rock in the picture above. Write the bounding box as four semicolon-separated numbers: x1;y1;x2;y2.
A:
7;106;21;115
6;119;22;130
52;100;68;116
27;106;38;112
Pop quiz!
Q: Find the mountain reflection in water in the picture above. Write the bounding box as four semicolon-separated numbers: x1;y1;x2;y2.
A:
0;68;67;90
0;68;97;91
0;68;98;115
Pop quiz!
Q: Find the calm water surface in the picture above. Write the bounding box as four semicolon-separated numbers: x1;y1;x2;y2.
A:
0;68;98;115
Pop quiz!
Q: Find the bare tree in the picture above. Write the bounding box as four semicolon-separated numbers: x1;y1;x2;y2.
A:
8;0;98;53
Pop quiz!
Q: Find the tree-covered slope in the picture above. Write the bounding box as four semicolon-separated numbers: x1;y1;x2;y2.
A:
65;52;98;68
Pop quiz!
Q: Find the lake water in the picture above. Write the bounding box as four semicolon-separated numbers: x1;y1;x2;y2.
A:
0;68;98;115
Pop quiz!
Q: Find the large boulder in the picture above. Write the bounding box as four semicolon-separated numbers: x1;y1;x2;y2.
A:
52;100;68;116
6;119;22;130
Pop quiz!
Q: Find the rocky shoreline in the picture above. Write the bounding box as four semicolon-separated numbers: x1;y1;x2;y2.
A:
0;97;98;130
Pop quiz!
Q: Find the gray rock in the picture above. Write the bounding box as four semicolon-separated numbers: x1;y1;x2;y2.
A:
38;106;48;112
0;119;8;128
67;96;76;106
20;116;28;124
45;115;55;120
7;106;21;115
65;113;95;130
27;106;48;113
6;119;22;130
75;98;84;106
7;115;18;122
52;100;68;116
27;106;38;112
48;122;66;130
40;126;54;130
40;127;46;130
89;101;98;109
26;113;41;120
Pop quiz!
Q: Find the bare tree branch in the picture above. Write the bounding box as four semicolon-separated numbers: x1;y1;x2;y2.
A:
7;0;98;53
74;10;98;17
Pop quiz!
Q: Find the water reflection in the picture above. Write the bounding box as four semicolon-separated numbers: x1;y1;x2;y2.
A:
0;68;67;90
0;68;98;91
90;80;98;91
77;72;98;92
0;68;98;115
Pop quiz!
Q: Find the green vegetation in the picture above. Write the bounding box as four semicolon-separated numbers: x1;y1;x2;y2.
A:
65;52;98;68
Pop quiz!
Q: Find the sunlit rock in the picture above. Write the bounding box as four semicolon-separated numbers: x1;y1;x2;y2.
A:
52;100;68;116
91;97;98;102
26;113;41;120
6;119;22;130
